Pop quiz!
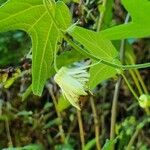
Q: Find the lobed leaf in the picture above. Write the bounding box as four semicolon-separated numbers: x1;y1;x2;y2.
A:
0;0;72;95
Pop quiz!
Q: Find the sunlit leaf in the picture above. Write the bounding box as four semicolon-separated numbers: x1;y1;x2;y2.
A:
0;0;72;96
100;0;150;39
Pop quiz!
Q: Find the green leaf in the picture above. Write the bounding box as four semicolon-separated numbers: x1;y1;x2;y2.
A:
100;0;150;39
55;1;72;30
89;62;117;89
68;26;118;61
68;26;120;88
0;0;72;96
0;0;59;95
98;0;114;30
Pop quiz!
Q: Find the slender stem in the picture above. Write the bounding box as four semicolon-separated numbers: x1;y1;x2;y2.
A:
128;69;143;95
110;77;122;142
46;83;66;143
122;73;139;100
77;109;85;150
97;0;107;32
127;54;148;94
135;69;149;94
64;35;150;70
5;118;13;147
126;55;144;95
90;97;101;150
126;128;140;150
110;14;130;150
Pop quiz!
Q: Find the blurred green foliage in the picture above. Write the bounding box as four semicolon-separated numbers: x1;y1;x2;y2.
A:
0;31;30;67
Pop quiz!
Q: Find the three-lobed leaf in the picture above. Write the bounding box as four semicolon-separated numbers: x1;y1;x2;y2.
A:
0;0;72;96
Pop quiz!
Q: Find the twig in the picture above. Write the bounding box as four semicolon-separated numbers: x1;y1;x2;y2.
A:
90;97;101;150
46;83;65;143
77;109;85;149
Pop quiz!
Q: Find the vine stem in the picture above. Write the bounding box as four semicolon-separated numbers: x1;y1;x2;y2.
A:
126;54;148;95
63;35;150;70
121;73;139;100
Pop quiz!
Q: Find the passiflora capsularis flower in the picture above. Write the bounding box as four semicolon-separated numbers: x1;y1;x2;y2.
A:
54;66;90;110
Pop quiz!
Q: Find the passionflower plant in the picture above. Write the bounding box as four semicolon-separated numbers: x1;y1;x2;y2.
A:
54;66;90;110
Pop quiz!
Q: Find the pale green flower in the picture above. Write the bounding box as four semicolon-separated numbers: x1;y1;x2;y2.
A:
54;66;90;110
